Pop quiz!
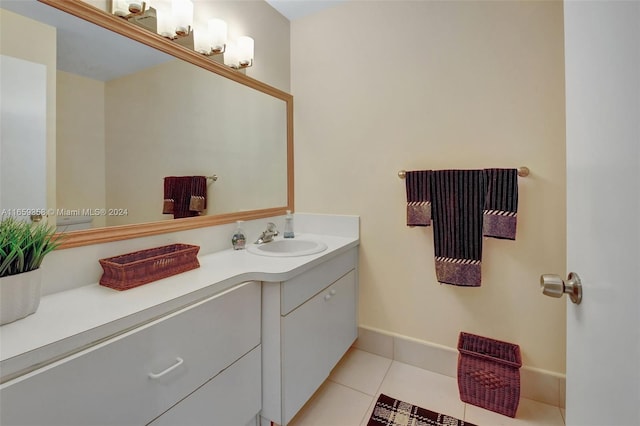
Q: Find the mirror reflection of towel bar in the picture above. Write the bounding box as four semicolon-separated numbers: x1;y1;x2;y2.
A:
397;167;530;179
162;175;218;181
162;175;218;182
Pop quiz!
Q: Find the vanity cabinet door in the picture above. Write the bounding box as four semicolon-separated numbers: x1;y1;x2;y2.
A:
281;248;357;315
0;281;260;426
281;270;357;424
150;345;261;426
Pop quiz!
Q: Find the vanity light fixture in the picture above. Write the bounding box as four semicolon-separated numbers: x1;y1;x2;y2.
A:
150;0;192;38
208;18;228;54
236;36;254;69
195;18;228;56
223;41;240;68
112;0;253;70
222;37;254;70
112;1;158;33
148;0;194;49
172;0;193;36
147;0;172;36
112;0;145;17
194;23;212;54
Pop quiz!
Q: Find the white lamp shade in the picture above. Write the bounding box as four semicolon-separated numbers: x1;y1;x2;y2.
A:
224;41;239;67
112;0;131;16
237;36;254;66
172;0;193;35
208;19;228;53
193;24;210;54
128;1;143;13
150;0;175;37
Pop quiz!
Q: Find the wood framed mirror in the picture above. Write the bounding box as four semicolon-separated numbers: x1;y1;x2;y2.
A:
2;0;293;249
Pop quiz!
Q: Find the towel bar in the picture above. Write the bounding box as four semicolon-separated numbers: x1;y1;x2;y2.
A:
398;167;529;179
163;175;218;181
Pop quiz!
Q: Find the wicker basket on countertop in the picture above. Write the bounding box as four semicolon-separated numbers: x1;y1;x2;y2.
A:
99;244;200;291
457;331;522;417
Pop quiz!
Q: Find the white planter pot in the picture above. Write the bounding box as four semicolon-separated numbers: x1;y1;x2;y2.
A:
0;268;42;326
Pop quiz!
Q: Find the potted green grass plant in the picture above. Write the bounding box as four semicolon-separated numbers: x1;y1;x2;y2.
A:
0;217;64;325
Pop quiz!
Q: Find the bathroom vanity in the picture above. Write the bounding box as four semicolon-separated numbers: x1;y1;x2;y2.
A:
0;282;262;426
262;248;358;425
0;229;359;426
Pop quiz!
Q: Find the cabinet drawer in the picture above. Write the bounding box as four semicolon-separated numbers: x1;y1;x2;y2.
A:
0;281;260;426
150;345;261;426
281;270;357;424
281;248;357;315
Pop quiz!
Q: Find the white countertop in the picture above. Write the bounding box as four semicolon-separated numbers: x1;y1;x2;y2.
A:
0;233;359;383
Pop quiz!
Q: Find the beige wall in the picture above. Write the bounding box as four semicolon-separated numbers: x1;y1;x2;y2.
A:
56;71;107;228
104;59;287;226
55;59;287;228
292;1;567;373
0;9;57;217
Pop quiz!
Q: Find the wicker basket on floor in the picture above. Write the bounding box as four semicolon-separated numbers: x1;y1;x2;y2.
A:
457;332;522;418
99;244;200;291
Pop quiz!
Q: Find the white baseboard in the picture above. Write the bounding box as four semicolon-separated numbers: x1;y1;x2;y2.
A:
354;325;566;408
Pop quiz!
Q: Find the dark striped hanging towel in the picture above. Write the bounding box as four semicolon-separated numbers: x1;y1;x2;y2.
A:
483;168;518;240
405;170;432;226
405;168;519;287
431;170;487;287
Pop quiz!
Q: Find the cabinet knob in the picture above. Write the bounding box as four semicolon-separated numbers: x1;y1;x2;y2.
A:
330;289;336;295
324;294;332;301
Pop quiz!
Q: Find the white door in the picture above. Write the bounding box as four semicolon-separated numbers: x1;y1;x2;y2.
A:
0;54;47;222
563;1;639;425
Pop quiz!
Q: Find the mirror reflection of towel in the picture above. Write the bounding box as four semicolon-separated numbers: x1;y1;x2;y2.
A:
163;178;176;215
188;177;207;213
163;176;207;219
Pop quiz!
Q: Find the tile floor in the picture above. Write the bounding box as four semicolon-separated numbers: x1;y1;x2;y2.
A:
289;348;566;426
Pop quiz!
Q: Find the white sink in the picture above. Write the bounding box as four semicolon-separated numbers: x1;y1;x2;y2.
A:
247;238;328;257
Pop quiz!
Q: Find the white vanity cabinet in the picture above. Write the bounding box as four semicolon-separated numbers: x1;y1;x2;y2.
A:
262;248;358;425
0;281;262;426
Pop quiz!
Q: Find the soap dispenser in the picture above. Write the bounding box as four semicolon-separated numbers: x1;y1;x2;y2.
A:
284;210;294;238
232;220;246;250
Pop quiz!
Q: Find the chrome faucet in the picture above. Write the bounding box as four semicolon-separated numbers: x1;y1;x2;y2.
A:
255;222;279;244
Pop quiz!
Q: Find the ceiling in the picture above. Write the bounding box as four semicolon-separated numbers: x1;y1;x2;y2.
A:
1;0;171;81
264;0;347;21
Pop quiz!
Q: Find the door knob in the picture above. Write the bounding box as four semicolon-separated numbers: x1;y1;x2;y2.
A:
540;272;582;304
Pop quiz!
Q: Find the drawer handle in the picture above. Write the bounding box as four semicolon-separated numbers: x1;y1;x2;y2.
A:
149;357;184;379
